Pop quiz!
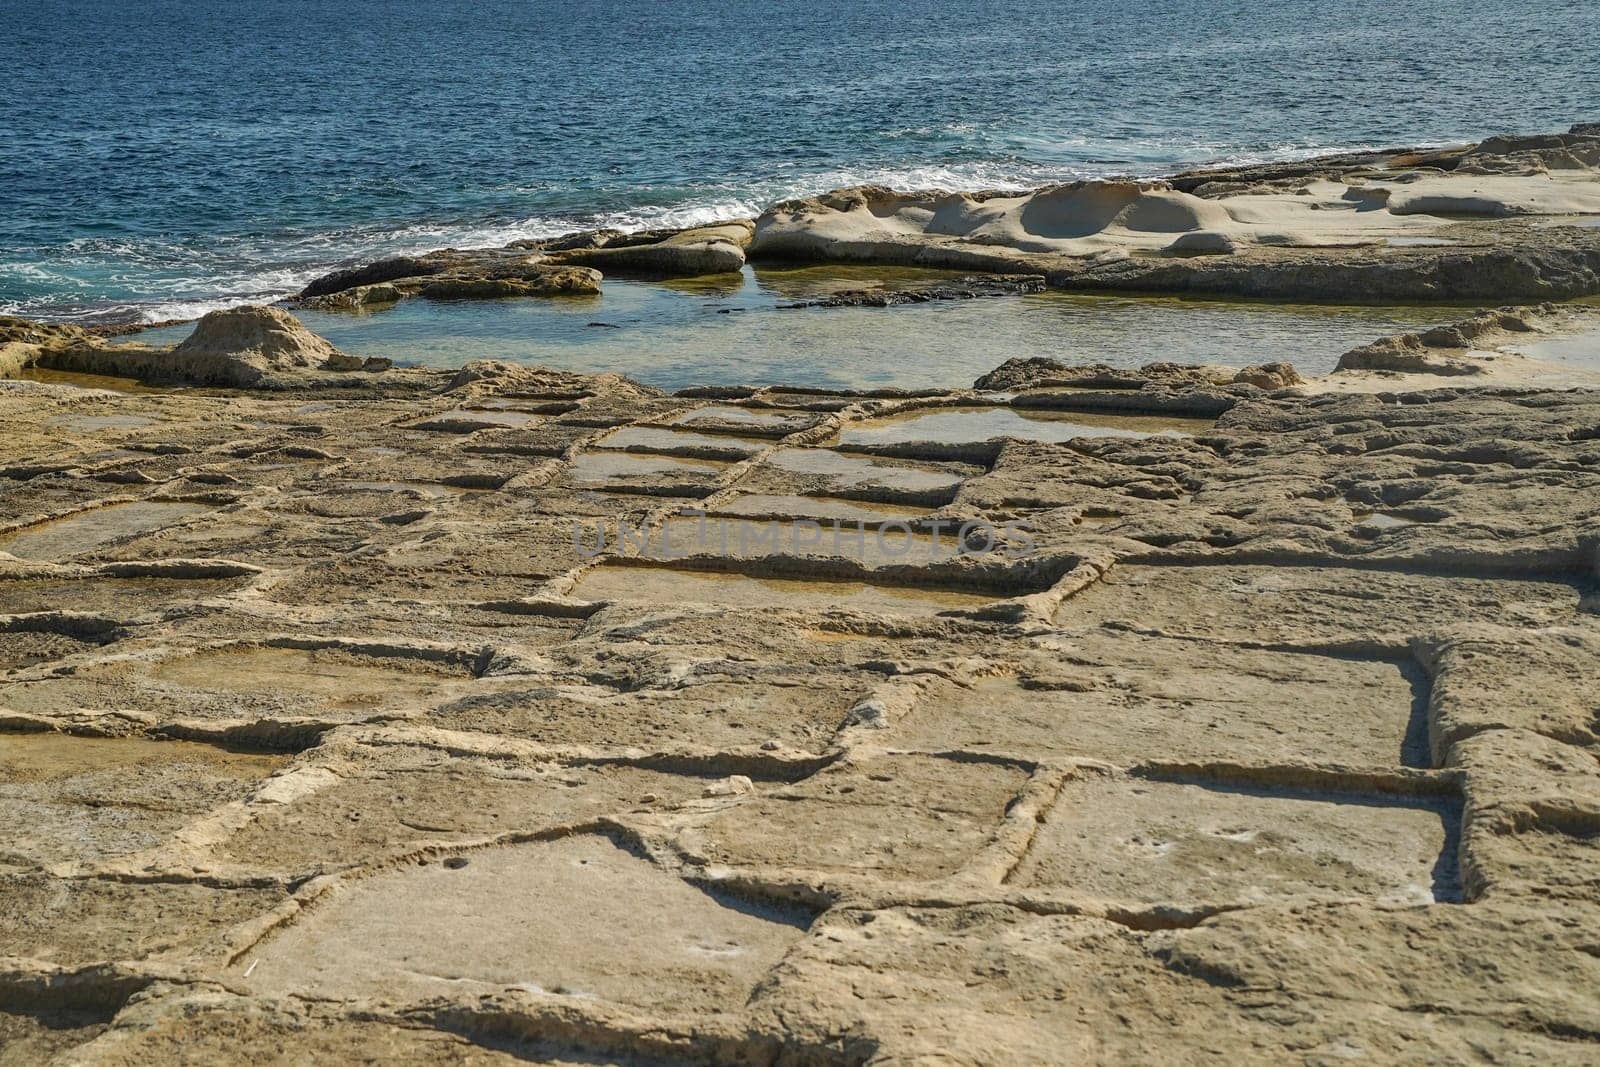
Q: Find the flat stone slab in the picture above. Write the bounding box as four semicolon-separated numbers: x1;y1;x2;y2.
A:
0;574;245;615
430;675;866;751
708;445;975;509
888;634;1429;767
0;502;211;560
0;733;285;867
1008;775;1461;907
220;756;720;874
680;754;1030;881
1053;564;1593;643
3;643;486;726
241;835;809;1012
0;872;283;966
641;515;961;565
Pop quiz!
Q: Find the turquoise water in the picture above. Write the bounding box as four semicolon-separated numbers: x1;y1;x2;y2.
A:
3;0;1595;324
134;268;1449;390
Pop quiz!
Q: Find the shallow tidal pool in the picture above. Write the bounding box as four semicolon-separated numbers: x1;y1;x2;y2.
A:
136;265;1455;392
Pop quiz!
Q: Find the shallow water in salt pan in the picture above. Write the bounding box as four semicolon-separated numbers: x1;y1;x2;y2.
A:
13;368;168;393
764;448;963;494
837;406;1213;446
0;502;210;560
565;451;728;484
714;493;928;525
669;405;816;431
240;835;805;1009
570;562;997;615
596;426;767;455
1509;321;1600;369
152;646;470;713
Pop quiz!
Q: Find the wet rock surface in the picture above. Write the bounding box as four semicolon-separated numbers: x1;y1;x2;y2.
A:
773;273;1046;309
0;328;1598;1063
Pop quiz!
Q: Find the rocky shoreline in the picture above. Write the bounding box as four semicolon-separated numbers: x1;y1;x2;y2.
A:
2;127;1599;1064
275;124;1600;317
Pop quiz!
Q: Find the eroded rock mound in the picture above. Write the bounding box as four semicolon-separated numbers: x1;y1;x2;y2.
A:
174;306;346;371
85;305;388;385
0;315;92;348
443;358;659;404
975;358;1238;392
750;180;1248;261
0;316;96;376
1335;303;1576;377
1231;361;1304;390
10;306;403;389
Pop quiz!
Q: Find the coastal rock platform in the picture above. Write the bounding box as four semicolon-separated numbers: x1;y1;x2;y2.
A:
1;308;1598;1063
285;126;1600;315
749;126;1600;303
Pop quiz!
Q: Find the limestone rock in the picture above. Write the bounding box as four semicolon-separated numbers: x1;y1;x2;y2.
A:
174;305;345;371
418;265;601;300
294;221;751;313
1167;230;1237;255
549;220;752;277
1336;334;1488;376
1416;306;1541;347
742;127;1600;301
5;222;1600;1060
298;255;447;299
1333;302;1589;379
0;314;92;348
299;282;406;311
702;774;755;797
1231;362;1304;389
321;351;365;371
2;307;437;390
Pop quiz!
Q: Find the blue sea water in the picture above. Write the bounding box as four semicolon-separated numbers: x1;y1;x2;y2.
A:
2;0;1596;323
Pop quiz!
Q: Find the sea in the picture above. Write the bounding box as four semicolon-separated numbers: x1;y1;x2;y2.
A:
3;0;1596;386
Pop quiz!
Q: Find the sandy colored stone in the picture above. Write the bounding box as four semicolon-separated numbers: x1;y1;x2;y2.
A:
240;835;809;1012
218;752;716;874
1419;624;1600;758
0;1009;109;1066
679;754;1030;881
0;733;284;869
0;874;282;966
889;634;1428;767
0;304;1597;1062
63;994;585;1066
1051;564;1591;644
1008;773;1460;906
